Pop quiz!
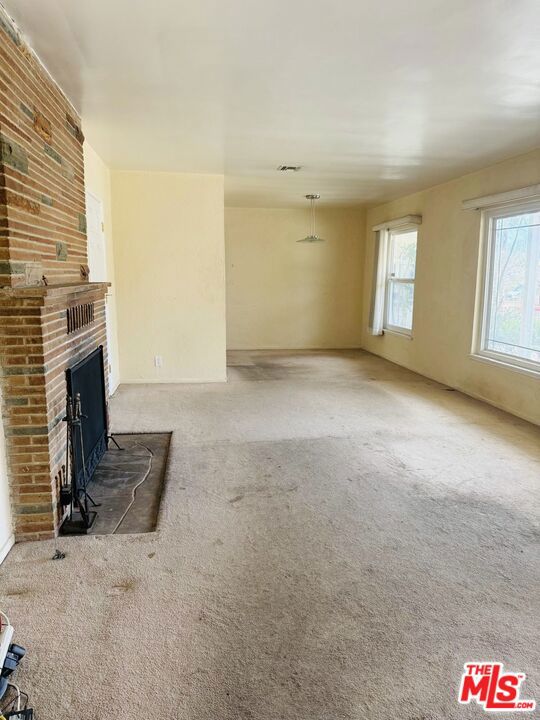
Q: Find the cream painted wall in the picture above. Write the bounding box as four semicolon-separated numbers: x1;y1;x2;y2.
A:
0;397;14;564
362;148;540;426
83;142;121;393
226;207;365;349
111;171;226;382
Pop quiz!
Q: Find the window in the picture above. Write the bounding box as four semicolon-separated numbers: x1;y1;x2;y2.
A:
383;227;418;334
475;201;540;374
369;215;421;337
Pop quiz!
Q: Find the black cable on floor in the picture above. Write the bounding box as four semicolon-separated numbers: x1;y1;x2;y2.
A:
111;443;154;534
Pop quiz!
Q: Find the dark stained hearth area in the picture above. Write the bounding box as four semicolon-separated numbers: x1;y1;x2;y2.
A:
86;433;171;535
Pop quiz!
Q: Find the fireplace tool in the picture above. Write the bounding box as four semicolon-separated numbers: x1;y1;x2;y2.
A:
60;393;100;533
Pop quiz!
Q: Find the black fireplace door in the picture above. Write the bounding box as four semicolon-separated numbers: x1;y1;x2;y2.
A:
65;346;108;491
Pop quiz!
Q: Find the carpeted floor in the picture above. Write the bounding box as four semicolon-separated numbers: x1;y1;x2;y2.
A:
0;350;538;719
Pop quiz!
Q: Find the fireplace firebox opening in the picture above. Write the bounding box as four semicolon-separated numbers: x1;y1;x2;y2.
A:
61;346;109;534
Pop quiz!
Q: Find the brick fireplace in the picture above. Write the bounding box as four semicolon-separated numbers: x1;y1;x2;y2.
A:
0;8;110;540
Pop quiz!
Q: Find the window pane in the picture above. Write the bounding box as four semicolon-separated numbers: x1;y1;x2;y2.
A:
387;281;414;330
486;211;540;364
389;230;417;279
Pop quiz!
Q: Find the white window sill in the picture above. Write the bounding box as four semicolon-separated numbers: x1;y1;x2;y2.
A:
470;352;540;379
383;327;413;340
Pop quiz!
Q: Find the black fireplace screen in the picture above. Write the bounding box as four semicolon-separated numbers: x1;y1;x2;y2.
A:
66;346;108;491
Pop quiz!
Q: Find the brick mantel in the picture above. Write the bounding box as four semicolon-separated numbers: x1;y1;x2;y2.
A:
0;283;110;540
0;282;109;300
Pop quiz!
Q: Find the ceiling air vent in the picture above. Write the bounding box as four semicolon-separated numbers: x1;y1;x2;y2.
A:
277;165;301;172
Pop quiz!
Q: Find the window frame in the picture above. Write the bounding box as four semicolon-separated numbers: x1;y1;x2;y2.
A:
472;198;540;377
383;225;418;337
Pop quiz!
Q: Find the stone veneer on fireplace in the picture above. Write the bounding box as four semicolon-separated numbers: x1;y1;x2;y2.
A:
0;8;110;540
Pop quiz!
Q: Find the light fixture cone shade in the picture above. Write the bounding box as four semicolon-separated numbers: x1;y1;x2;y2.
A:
297;235;325;243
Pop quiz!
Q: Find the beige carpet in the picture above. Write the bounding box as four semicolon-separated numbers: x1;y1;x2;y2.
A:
0;350;539;719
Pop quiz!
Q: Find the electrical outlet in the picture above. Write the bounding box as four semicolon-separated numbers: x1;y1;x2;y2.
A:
154;355;163;368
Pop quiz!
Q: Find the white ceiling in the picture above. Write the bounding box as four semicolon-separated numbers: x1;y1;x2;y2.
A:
4;0;540;207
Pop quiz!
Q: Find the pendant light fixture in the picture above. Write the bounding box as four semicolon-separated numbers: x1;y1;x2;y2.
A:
297;194;325;242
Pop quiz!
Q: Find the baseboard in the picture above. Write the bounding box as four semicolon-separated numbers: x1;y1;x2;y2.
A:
120;376;228;385
227;346;364;352
0;534;14;566
360;348;539;427
449;384;539;427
